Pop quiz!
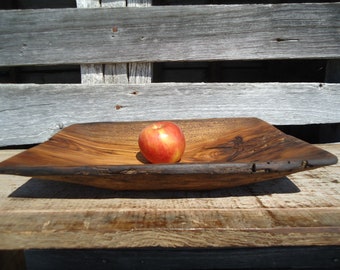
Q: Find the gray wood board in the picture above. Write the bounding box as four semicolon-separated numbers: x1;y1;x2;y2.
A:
0;3;340;66
1;83;339;146
76;0;152;84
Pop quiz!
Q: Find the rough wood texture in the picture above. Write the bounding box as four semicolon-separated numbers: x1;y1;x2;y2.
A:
1;3;339;66
0;83;339;146
75;0;99;8
76;0;152;84
128;62;152;84
0;2;339;268
105;0;152;84
77;0;122;84
0;118;336;190
0;144;339;249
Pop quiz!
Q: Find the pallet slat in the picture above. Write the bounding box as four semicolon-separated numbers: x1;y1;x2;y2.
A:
0;3;339;66
0;144;339;249
1;83;339;146
76;0;153;84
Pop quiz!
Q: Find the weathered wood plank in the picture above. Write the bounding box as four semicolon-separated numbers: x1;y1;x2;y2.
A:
128;62;152;84
0;3;339;66
75;0;104;84
0;83;339;146
101;0;126;8
126;0;152;84
76;0;127;84
0;144;339;249
75;0;100;8
101;0;152;84
78;63;104;84
76;0;152;84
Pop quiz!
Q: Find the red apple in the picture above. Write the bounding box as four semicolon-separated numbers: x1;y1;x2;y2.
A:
138;121;186;164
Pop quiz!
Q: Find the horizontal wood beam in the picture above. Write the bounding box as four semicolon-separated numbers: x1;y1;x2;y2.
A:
1;208;340;249
0;144;339;249
0;3;339;66
0;83;339;146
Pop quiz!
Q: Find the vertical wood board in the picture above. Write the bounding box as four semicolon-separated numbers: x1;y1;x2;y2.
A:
76;0;152;84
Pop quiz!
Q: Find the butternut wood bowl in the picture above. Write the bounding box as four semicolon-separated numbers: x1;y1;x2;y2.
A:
0;118;337;190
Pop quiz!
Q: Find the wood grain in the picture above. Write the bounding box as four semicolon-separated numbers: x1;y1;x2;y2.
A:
0;1;338;263
76;0;107;85
126;0;152;84
76;0;152;84
0;144;339;249
75;0;100;8
1;82;339;146
0;3;339;66
0;118;337;190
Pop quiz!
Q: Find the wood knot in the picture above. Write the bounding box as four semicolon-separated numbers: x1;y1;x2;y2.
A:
121;169;137;175
233;136;243;146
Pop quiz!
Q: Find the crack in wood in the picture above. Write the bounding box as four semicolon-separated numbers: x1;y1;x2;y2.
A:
275;38;300;42
1;103;54;113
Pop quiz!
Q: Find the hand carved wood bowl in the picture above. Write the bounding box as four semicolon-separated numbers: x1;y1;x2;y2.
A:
0;118;337;190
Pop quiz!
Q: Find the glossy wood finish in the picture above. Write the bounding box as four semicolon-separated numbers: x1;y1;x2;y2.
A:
0;118;337;190
0;1;339;268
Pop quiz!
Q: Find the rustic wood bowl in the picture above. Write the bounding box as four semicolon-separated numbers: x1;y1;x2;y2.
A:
0;118;337;190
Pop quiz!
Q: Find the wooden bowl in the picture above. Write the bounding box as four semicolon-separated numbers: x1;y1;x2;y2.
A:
0;118;337;190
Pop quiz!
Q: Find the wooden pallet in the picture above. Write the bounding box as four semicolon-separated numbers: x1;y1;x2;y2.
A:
0;0;339;269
